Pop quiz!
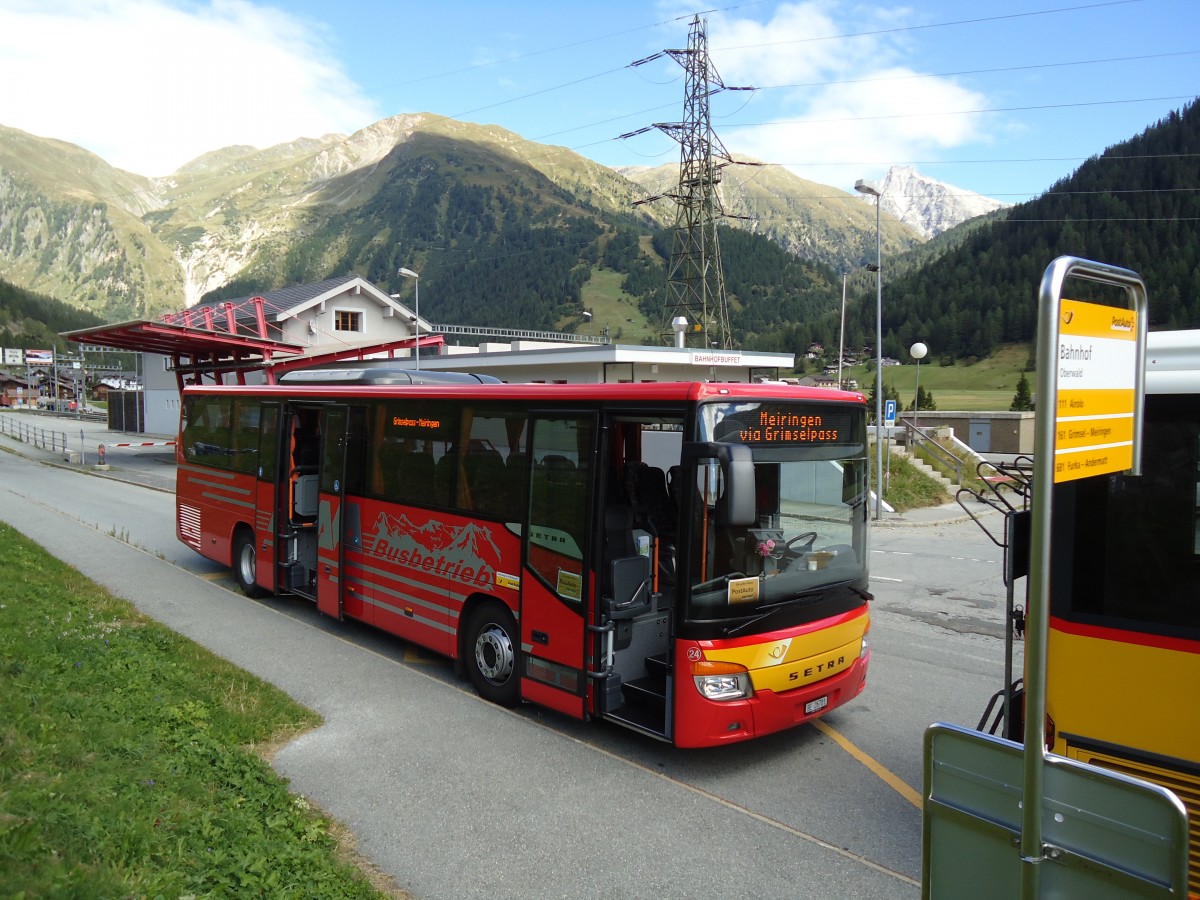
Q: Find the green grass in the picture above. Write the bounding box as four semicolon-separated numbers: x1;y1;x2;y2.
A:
875;450;952;512
845;342;1034;411
575;266;657;343
0;523;389;898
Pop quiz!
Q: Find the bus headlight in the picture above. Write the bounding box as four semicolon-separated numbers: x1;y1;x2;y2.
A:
692;661;753;701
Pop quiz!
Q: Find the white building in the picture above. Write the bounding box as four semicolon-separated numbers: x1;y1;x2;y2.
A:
69;274;796;435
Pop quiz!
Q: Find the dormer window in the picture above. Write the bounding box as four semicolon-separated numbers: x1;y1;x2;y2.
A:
334;309;362;333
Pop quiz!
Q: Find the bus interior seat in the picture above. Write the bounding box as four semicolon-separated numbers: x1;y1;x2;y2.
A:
434;448;461;507
467;445;506;514
401;452;436;505
626;462;679;597
604;502;637;598
635;464;676;540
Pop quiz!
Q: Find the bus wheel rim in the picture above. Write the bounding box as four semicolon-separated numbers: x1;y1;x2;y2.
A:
475;624;514;684
239;542;255;584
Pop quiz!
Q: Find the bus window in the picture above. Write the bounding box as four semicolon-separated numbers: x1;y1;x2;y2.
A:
183;395;233;464
528;416;594;603
230;399;261;475
459;409;526;519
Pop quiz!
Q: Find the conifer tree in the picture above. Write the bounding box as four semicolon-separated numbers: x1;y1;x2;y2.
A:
1010;372;1034;411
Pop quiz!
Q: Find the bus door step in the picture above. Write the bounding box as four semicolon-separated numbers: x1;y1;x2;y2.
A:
645;653;669;675
280;561;309;590
622;673;667;711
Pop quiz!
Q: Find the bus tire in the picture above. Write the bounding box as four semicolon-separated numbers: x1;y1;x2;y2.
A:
464;603;520;707
233;528;265;598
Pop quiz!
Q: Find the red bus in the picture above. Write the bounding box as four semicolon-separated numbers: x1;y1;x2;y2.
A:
176;369;871;747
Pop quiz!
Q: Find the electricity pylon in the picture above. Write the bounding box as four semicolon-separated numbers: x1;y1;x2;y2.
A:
627;15;753;350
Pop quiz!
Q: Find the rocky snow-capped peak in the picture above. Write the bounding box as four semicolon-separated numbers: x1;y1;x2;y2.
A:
870;166;1007;239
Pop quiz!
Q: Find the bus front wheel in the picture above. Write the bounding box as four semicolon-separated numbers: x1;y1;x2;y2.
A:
464;604;520;707
233;529;265;598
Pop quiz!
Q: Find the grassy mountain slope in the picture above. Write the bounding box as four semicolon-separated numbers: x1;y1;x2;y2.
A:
870;99;1200;361
620;158;921;270
0;115;914;334
0;124;183;321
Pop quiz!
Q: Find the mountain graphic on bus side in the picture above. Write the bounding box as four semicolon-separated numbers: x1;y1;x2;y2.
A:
365;511;501;588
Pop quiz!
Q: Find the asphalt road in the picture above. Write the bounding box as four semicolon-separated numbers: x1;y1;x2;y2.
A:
0;423;1019;898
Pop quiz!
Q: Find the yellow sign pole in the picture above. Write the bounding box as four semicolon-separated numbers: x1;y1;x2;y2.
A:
1023;257;1148;898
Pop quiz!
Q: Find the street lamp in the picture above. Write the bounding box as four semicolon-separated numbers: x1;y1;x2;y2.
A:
398;267;420;370
855;177;884;520
838;273;847;390
910;341;928;428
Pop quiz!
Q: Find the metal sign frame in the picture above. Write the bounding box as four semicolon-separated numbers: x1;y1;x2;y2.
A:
1023;256;1149;897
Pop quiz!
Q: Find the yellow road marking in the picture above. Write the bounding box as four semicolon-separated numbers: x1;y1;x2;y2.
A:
404;647;442;664
199;571;230;581
812;719;922;809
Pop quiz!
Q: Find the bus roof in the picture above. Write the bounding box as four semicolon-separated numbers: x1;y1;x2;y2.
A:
183;379;867;406
1147;329;1200;394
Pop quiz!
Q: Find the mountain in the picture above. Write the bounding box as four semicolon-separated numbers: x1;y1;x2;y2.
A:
0;116;917;332
618;158;922;269
3;102;1192;366
0;124;183;321
871;166;1008;240
860;99;1200;362
0;275;105;353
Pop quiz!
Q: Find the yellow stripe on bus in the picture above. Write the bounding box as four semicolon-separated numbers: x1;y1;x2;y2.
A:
703;617;866;671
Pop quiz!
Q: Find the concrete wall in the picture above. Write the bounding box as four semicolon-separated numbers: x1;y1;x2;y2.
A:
906;410;1036;454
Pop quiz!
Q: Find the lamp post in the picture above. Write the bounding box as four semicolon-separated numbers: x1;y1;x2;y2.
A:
910;341;928;428
838;273;847;389
398;267;420;370
855;178;884;520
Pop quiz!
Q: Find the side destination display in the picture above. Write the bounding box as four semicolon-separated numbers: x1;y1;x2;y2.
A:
1054;298;1138;483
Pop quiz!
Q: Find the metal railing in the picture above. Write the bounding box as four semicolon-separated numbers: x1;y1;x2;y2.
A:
900;418;965;485
0;414;69;453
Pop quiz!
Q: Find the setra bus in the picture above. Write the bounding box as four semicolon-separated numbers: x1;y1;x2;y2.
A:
1045;328;1200;891
175;369;871;748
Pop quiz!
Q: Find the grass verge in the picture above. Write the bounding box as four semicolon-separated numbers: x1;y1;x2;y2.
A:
0;521;389;898
876;449;952;512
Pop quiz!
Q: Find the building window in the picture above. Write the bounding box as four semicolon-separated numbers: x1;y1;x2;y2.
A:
334;310;362;332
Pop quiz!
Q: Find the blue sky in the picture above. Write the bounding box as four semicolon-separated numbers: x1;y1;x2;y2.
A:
0;0;1195;203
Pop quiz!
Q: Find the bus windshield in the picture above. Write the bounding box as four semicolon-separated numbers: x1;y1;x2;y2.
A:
685;400;869;624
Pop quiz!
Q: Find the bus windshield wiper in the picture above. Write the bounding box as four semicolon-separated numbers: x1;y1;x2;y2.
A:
721;580;853;636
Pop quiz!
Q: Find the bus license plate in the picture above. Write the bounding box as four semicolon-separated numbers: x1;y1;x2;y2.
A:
805;696;828;715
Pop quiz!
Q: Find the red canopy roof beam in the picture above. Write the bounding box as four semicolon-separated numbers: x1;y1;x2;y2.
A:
252;297;268;340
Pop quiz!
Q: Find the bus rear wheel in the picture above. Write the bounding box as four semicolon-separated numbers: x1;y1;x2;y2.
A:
233;529;265;598
464;604;520;707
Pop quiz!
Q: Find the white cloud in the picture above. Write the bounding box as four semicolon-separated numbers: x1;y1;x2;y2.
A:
672;1;992;189
0;0;379;175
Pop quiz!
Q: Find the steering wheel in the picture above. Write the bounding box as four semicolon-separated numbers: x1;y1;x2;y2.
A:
784;532;818;554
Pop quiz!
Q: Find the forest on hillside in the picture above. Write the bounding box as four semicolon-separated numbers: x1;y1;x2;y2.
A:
0;277;103;353
851;99;1200;362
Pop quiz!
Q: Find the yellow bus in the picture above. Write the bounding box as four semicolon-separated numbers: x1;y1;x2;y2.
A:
1046;327;1200;894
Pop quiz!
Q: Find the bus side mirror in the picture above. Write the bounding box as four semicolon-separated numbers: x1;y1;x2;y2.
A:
682;442;756;527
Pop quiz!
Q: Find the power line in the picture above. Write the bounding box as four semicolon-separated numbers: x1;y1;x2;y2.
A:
773;153;1200;166
712;0;1148;52
754;50;1200;92
729;95;1197;128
